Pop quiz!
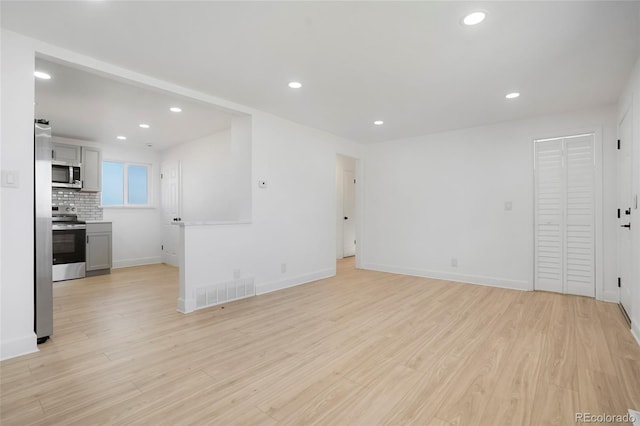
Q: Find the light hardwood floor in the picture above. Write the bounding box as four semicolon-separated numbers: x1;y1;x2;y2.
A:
1;258;639;425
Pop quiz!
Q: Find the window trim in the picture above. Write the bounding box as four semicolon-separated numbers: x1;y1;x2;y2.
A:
101;160;153;208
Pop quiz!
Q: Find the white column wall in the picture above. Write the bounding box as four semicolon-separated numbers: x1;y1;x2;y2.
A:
1;31;39;359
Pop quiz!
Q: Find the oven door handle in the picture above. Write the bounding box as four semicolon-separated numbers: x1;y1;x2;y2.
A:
52;224;86;230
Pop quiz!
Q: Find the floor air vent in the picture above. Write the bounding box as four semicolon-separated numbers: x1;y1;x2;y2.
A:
194;277;255;310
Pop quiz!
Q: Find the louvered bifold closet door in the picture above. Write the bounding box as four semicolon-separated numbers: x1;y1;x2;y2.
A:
534;140;564;293
534;134;595;296
564;136;595;297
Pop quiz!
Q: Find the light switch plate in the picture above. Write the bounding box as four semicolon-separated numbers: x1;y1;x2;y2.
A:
1;170;19;188
504;201;512;211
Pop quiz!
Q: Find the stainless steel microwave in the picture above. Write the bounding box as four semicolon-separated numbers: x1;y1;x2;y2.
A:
52;164;82;189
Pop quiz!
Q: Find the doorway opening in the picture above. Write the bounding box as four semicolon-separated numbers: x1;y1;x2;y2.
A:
33;52;251;340
336;154;357;262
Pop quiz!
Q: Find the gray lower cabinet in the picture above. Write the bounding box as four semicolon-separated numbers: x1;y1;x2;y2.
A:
86;222;112;275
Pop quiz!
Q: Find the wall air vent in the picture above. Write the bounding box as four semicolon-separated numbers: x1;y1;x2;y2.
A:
194;277;255;310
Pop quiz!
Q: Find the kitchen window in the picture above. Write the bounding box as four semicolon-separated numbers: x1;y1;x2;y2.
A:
101;161;151;206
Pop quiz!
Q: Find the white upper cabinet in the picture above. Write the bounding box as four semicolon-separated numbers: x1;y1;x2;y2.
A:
80;147;102;192
52;143;81;164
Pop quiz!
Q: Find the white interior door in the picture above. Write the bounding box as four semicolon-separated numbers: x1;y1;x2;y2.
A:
343;170;356;257
534;140;564;293
534;134;595;297
618;109;633;319
564;136;595;297
161;161;181;266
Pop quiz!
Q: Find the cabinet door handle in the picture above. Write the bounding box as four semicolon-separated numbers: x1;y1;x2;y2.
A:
87;235;89;244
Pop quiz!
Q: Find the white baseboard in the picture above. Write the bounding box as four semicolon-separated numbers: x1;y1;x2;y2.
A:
113;256;161;269
256;268;336;295
632;322;640;347
1;334;38;361
176;297;195;314
362;263;531;291
600;291;619;303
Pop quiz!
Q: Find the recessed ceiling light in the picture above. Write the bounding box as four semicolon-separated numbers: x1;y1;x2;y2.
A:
34;71;51;80
288;81;302;89
169;107;182;113
374;120;384;126
505;92;520;99
139;123;150;129
463;11;486;26
116;136;127;140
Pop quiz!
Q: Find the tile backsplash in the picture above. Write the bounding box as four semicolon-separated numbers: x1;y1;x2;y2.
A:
52;189;103;221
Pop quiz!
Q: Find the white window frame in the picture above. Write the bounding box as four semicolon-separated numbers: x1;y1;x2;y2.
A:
101;160;153;208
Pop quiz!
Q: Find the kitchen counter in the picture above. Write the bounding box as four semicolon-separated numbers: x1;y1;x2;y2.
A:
85;220;111;223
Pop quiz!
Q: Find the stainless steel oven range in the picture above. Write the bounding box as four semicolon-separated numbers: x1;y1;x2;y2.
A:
52;213;86;281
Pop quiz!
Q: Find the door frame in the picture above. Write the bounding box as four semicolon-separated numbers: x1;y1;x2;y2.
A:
531;127;603;299
161;160;182;266
617;102;634;318
342;169;356;257
336;154;363;267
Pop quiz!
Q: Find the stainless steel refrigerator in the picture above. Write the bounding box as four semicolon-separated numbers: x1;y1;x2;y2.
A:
35;119;53;343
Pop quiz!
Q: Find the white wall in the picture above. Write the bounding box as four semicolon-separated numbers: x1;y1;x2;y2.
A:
163;129;234;221
336;154;356;259
0;31;39;360
231;115;253;223
619;56;640;343
251;113;362;292
179;113;364;312
362;106;619;299
162;116;252;223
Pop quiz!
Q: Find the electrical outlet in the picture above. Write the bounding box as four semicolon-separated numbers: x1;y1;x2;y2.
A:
504;201;512;211
281;263;287;273
451;258;458;267
1;170;19;188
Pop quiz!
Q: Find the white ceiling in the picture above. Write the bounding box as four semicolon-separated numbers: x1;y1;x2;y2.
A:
34;58;236;150
3;1;640;144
